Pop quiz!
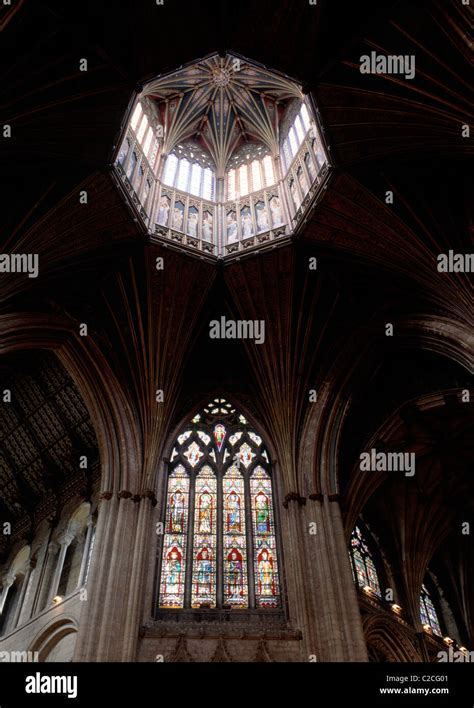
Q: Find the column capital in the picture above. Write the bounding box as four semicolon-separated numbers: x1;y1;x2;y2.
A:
99;489;157;505
2;571;16;588
283;492;306;508
58;531;75;547
308;493;324;502
47;540;60;554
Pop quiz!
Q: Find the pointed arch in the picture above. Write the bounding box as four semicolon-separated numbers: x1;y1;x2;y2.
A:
419;582;443;637
156;397;282;611
349;523;382;598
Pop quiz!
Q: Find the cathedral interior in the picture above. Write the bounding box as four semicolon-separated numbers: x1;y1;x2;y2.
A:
0;0;472;665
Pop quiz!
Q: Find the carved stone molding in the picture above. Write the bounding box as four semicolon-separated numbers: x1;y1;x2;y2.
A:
211;637;232;662
283;492;306;508
254;638;274;662
142;490;158;506
169;634;193;662
308;493;324;502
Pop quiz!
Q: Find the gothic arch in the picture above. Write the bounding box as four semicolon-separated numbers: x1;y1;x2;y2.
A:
298;315;473;497
343;389;471;536
29;617;78;662
362;614;422;663
156;392;280;501
154;396;284;612
0;311;141;493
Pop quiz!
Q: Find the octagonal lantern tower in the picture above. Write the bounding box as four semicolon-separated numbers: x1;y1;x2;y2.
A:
112;52;331;259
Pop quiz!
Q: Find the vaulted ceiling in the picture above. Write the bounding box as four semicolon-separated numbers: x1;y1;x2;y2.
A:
0;351;98;530
143;52;301;172
0;0;471;554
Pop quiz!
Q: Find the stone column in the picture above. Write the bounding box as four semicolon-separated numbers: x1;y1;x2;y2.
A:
121;495;156;660
47;532;74;604
73;492;145;661
300;495;368;661
0;572;16;614
216;175;225;257
77;517;95;588
13;561;35;629
34;541;59;613
281;496;320;660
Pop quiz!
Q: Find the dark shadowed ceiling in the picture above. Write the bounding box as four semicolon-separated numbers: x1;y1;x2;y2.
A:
0;0;471;556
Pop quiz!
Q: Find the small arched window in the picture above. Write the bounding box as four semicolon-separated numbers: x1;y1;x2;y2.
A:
349;524;382;597
419;583;442;636
162;153;215;200
157;399;281;611
56;503;94;600
226;152;275;200
0;579;20;636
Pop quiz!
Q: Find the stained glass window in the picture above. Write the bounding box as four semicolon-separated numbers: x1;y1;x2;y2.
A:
349;525;382;597
143;127;153;158
118;138;130;165
227;169;236;200
126;151;137;179
191;466;217;607
251;160;262;191
157;399;281;611
202;168;214;200
162;153;215;200
213;424;226;451
163;153;178;184
227;154;275;199
183;441;203;467
280;102;316;178
288;126;298;157
419;584;442;636
223;464;248;607
282;139;292;171
197;430;211;446
251;467;280;607
130;102;142;130
263;156;275;186
149;139;159;169
176;158;190;191
237;442;255;468
189;163;202;196
159;465;189;608
294;114;305;144
239;164;249;197
137;114;149;144
228;431;242;446
300;103;311;132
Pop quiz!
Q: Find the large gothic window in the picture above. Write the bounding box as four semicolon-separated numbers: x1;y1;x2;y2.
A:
349;524;382;597
157;399;281;611
419;583;442;636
